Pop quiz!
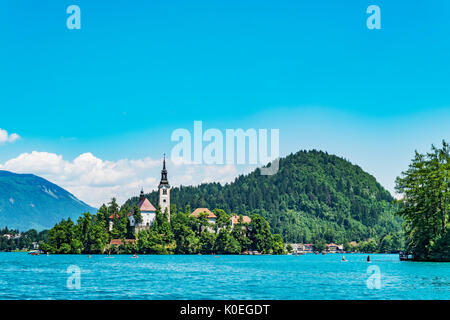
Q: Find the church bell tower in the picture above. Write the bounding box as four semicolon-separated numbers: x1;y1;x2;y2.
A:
158;154;171;221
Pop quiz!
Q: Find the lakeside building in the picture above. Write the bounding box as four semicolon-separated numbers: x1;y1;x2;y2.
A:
288;243;315;254
190;208;217;224
287;243;344;254
189;209;252;231
326;243;344;253
289;243;303;254
109;239;136;246
230;215;251;228
190;208;217;233
108;239;137;249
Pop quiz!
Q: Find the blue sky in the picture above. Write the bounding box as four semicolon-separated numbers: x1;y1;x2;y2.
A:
1;1;449;206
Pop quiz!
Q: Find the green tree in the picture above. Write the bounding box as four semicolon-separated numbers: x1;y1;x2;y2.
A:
313;239;326;252
359;238;378;253
231;216;251;252
395;141;450;261
133;205;143;225
213;209;231;233
271;234;285;254
286;243;293;253
199;231;216;254
42;218;75;253
248;214;273;254
171;211;199;254
215;229;241;254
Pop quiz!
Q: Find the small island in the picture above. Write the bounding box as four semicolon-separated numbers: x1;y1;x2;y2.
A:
40;157;285;255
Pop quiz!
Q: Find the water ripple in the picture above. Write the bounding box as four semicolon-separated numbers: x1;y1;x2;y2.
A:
0;253;449;299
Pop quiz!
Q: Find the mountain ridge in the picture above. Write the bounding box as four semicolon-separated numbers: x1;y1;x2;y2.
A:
0;170;96;231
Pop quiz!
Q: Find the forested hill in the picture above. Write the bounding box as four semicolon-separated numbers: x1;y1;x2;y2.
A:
128;150;402;244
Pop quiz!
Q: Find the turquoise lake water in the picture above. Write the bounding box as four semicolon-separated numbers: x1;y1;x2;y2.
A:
0;253;448;300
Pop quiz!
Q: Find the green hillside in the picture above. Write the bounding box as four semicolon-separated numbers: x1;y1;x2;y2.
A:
0;171;96;231
129;150;402;244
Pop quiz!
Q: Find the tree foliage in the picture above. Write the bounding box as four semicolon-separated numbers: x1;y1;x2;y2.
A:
127;150;402;245
41;202;283;255
395;141;450;261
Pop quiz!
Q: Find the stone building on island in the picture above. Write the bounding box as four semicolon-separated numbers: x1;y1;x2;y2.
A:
128;189;157;232
128;156;171;232
190;208;217;224
109;156;171;234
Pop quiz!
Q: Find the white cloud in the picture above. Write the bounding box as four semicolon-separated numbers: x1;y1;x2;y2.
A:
0;129;20;144
0;151;250;208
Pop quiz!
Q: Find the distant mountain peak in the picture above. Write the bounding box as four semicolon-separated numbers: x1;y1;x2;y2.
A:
0;170;96;231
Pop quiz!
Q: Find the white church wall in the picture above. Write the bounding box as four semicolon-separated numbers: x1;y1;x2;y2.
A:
142;212;156;227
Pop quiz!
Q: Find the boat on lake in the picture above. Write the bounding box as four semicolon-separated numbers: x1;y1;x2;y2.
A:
399;252;414;261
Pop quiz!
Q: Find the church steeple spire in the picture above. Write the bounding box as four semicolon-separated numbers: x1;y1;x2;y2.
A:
159;153;169;186
158;153;171;220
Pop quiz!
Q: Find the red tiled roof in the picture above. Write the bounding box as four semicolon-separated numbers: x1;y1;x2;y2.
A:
230;215;251;224
137;198;156;212
327;243;338;247
190;208;216;219
109;239;136;245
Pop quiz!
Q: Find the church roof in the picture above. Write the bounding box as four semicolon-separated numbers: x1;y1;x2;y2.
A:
190;208;216;219
137;198;156;212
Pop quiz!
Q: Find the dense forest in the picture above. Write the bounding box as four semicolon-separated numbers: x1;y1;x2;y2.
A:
40;200;285;255
127;150;403;248
396;141;450;261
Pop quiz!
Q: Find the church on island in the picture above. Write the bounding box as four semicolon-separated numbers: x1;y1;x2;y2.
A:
129;156;171;231
109;156;171;233
109;156;251;238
